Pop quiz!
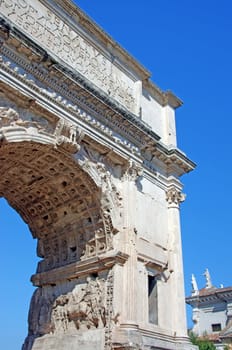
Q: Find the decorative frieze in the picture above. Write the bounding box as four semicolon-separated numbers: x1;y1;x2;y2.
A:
0;37;195;177
0;52;141;156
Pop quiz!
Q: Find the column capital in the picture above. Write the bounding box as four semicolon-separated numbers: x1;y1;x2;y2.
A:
166;187;186;207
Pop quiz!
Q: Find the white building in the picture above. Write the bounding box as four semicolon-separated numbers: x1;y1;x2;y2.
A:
186;270;232;349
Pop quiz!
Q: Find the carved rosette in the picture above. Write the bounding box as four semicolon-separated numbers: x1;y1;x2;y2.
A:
166;187;186;208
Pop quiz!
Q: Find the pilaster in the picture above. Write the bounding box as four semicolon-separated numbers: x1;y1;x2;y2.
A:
120;161;142;327
166;185;188;338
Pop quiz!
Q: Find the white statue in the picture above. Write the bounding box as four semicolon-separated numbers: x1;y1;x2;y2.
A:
191;274;199;296
204;268;213;289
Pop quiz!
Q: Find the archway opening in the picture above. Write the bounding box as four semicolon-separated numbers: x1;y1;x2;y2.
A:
0;197;38;349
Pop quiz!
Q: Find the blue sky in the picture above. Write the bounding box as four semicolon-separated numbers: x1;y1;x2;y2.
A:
1;0;232;348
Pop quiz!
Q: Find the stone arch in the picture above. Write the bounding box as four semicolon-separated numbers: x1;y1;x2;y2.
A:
0;99;124;350
0;128;121;349
0;140;116;273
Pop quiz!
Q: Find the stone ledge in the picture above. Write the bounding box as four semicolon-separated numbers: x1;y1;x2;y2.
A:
31;250;129;286
112;326;197;350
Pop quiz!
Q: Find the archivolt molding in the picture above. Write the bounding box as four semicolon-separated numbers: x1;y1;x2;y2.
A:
0;96;124;208
0;102;86;154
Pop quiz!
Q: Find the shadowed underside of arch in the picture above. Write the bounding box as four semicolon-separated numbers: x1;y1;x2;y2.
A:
0;140;113;275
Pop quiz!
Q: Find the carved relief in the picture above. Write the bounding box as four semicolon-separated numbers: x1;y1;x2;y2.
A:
104;270;115;350
77;143;123;200
51;277;106;333
0;99;55;134
24;271;118;349
54;117;84;153
0;106;19;125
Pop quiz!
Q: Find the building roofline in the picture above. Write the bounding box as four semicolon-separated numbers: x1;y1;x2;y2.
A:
186;286;232;305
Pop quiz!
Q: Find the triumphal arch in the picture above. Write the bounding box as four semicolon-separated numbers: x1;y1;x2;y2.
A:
0;1;195;349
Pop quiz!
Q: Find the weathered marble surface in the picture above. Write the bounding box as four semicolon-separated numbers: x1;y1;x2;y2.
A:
0;1;196;350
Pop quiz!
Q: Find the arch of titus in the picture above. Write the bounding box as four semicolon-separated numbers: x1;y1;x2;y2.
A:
0;1;196;349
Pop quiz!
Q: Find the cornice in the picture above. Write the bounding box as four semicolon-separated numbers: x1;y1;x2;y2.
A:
142;142;196;176
186;289;232;306
143;80;183;109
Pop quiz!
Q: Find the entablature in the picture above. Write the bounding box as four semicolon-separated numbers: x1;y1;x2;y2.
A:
0;19;195;178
